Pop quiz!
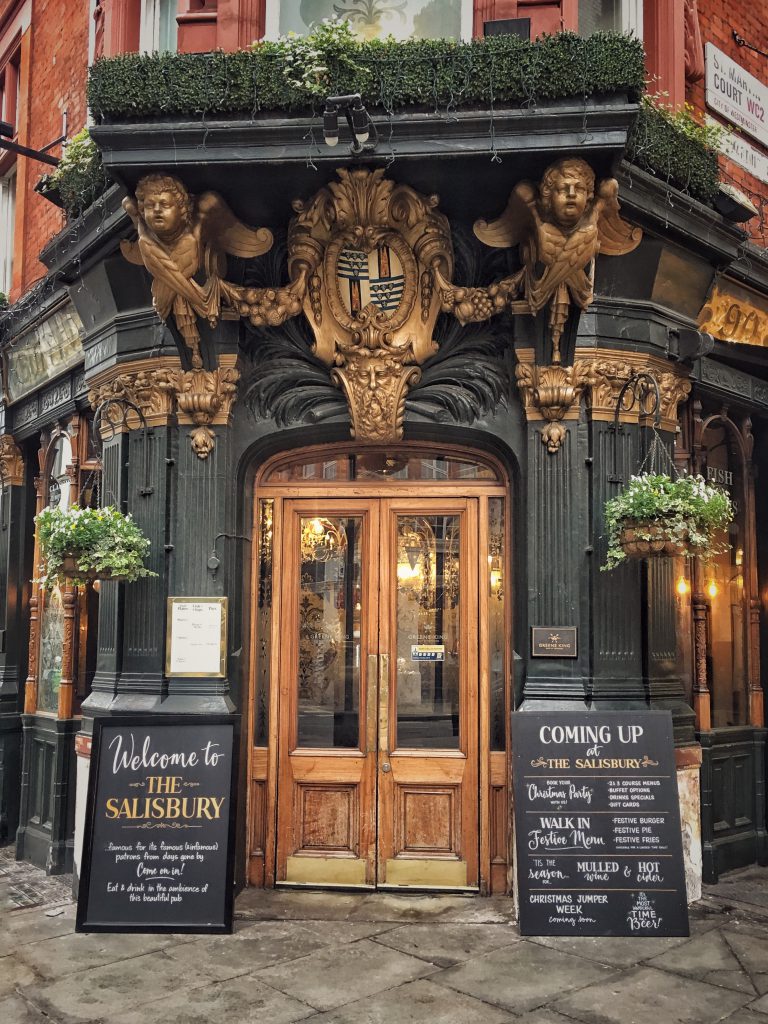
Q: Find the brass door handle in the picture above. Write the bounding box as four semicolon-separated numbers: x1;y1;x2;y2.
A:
378;653;390;757
366;654;378;754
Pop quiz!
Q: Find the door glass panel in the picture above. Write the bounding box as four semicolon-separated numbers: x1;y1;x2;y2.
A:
297;515;362;748
254;499;273;747
489;497;506;751
395;514;460;749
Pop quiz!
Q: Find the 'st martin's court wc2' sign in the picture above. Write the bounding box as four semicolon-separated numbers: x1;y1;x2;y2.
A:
512;711;689;937
77;715;239;933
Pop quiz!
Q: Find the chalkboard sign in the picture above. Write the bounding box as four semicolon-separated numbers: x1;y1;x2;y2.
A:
512;711;689;937
77;715;239;934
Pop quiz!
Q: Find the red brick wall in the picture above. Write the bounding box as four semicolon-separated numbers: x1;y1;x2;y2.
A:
686;0;768;247
9;0;89;300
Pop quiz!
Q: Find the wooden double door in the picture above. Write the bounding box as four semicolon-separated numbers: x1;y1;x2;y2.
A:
276;495;480;889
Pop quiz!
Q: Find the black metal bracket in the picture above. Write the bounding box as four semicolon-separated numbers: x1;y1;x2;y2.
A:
93;399;154;498
607;371;662;485
0;110;67;167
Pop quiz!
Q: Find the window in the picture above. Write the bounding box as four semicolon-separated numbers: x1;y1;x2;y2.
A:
140;0;178;52
702;422;748;728
265;0;473;42
0;168;15;295
578;0;642;38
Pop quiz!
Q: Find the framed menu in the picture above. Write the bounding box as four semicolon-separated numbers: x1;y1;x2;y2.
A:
166;598;227;678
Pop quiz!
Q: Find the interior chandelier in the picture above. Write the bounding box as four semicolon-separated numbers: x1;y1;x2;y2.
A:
300;517;347;563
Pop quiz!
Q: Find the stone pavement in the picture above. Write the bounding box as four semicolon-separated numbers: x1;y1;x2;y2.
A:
1;847;768;1024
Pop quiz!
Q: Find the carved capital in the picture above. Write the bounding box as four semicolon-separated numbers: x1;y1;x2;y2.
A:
88;358;180;431
515;356;590;453
0;434;24;486
577;349;691;431
174;362;240;459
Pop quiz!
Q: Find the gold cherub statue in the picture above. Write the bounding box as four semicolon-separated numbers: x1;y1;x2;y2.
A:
438;157;642;364
121;174;273;368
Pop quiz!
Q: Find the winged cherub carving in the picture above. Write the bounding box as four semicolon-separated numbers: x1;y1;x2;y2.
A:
437;158;642;365
121;174;273;368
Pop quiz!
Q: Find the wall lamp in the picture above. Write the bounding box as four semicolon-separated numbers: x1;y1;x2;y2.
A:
323;94;376;155
0;110;68;168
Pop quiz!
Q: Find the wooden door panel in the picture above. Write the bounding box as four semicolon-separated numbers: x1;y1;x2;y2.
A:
378;499;480;889
277;500;379;887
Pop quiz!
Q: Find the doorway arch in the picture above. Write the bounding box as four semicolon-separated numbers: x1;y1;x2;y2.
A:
246;443;513;893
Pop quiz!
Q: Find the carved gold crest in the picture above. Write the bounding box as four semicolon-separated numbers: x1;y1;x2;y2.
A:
285;168;453;442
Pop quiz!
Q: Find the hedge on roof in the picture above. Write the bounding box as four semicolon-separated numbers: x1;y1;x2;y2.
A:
625;101;721;205
82;26;722;211
88;31;646;121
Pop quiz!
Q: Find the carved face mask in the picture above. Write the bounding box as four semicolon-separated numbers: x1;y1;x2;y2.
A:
141;191;185;239
550;174;590;228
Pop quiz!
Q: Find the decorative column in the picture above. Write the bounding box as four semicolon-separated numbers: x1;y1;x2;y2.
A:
515;349;591;708
0;435;26;842
86;357;179;711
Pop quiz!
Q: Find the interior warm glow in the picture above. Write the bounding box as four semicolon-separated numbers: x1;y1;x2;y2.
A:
397;560;421;582
676;576;690;596
707;579;719;599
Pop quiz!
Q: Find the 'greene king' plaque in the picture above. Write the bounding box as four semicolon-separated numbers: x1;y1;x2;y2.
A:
512;711;689;937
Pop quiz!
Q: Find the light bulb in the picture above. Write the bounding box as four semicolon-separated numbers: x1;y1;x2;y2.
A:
676;576;690;596
707;580;719;599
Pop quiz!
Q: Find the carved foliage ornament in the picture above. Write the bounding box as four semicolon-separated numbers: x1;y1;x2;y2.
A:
0;434;24;486
88;365;240;460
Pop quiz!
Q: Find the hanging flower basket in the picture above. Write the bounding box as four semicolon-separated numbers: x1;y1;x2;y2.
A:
35;505;157;589
602;474;733;571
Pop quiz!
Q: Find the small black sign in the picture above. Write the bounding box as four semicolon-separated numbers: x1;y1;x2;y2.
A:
512;711;689;937
531;626;578;658
77;714;239;934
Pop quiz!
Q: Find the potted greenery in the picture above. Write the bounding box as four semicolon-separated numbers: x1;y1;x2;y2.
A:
35;505;156;588
602;473;733;570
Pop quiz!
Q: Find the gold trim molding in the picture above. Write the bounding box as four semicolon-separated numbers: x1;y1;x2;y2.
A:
515;348;691;452
0;434;24;486
88;354;240;459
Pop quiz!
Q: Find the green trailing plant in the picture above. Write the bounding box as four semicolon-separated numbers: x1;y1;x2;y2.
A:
88;29;645;121
35;505;156;589
36;127;108;219
0;293;7;309
626;96;721;205
602;473;733;570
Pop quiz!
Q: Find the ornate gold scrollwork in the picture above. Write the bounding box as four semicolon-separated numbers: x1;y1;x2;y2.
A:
174;365;240;460
0;434;24;486
698;283;768;348
88;358;239;459
121;174;274;369
285;168;453;442
437;158;642;365
515;359;591;452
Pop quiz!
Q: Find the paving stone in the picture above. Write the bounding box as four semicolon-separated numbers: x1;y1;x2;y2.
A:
302;977;516;1024
0;993;51;1023
105;975;315;1024
253;937;435;1011
526;922;712;970
552;964;752;1024
512;1013;585;1024
15;930;186;980
347;893;476;923
31;950;218;1021
432;939;615;1014
0;903;78;957
373;922;521;967
0;954;37;996
719;1011;768;1022
236;889;362;923
163;920;389;980
746;993;768;1015
704;869;768;913
646;929;756;993
723;930;768;994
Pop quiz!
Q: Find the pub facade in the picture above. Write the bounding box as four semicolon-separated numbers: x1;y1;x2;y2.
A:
0;5;767;902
